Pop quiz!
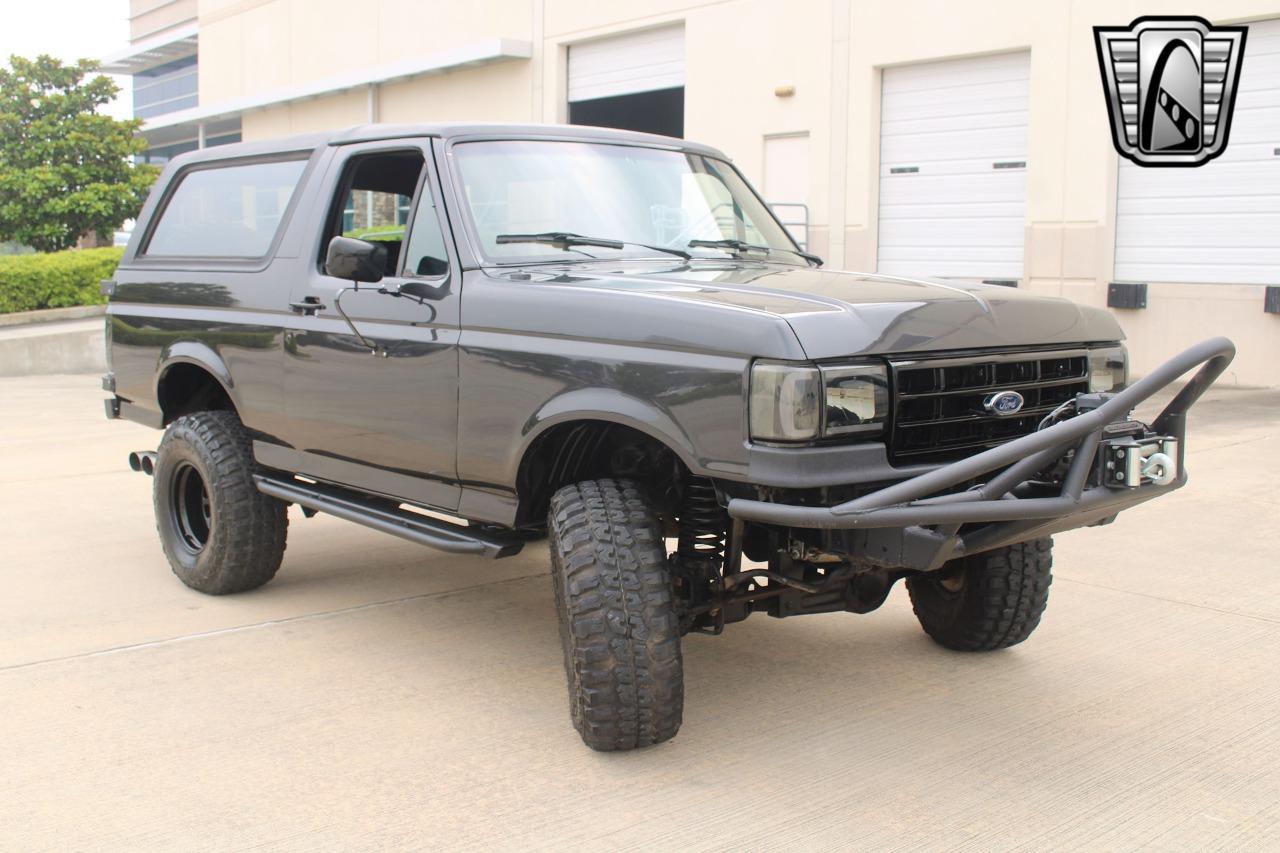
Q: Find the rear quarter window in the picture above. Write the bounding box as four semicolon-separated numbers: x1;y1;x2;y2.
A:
143;158;309;258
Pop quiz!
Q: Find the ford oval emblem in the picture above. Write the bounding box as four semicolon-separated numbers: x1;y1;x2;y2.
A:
984;390;1025;416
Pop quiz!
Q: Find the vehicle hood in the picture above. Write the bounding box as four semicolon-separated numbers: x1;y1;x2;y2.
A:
507;261;1123;359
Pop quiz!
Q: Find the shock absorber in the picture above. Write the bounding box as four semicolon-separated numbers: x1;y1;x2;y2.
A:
674;477;729;611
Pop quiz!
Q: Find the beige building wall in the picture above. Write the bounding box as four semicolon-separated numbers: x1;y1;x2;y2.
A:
193;0;1280;385
130;0;198;41
196;0;533;105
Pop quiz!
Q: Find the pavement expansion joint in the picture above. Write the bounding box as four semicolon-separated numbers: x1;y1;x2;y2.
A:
0;571;548;673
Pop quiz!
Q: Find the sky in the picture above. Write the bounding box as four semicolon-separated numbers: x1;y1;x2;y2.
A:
0;0;133;118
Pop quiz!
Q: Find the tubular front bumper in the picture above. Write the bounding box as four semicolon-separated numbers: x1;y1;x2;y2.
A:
727;337;1235;567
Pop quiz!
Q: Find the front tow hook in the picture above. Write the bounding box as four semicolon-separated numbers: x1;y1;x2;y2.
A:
128;451;157;476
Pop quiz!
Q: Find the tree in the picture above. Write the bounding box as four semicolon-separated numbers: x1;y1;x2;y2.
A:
0;55;158;252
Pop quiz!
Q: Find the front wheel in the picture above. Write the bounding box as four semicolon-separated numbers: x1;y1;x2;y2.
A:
906;538;1053;651
548;479;683;751
153;410;288;594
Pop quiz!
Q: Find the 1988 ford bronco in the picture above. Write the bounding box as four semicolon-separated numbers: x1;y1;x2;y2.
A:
104;123;1234;751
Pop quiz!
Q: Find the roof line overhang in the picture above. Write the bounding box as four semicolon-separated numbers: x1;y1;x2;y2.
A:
101;21;199;75
139;37;532;136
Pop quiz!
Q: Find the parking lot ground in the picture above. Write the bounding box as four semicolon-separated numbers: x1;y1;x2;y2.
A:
2;373;1278;851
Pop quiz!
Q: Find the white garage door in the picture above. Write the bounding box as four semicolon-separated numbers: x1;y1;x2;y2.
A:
567;25;685;103
877;52;1030;280
1115;19;1280;284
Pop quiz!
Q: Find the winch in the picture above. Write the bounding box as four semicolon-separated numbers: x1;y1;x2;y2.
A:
1099;434;1179;488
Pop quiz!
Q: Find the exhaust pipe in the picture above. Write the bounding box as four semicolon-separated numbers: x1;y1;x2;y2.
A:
128;451;157;475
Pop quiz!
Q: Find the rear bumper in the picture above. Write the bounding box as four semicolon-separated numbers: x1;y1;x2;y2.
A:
727;337;1235;567
104;395;163;429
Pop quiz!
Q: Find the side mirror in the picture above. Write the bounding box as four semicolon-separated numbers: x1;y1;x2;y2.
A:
380;279;442;301
325;236;385;283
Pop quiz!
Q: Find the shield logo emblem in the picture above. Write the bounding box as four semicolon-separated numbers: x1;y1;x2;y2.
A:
1094;16;1248;167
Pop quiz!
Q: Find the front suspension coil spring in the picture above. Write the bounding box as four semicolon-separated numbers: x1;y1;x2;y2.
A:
675;477;729;576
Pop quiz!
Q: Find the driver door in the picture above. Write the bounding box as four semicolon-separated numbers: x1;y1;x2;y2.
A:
276;141;461;511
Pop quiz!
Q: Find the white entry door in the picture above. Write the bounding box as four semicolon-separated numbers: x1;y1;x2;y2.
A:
764;133;811;249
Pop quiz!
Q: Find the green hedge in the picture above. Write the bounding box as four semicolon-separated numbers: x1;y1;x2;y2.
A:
344;224;405;242
0;247;124;314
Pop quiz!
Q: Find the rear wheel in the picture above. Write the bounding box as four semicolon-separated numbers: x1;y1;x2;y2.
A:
906;538;1053;651
548;478;683;751
153;410;288;595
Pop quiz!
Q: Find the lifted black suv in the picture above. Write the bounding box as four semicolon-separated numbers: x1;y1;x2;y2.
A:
104;123;1234;751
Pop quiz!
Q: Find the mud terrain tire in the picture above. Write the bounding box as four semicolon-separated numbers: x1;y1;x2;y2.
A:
907;538;1053;651
153;410;288;594
548;479;683;751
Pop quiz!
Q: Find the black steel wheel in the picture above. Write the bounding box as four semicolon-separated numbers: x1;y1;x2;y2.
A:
168;461;212;554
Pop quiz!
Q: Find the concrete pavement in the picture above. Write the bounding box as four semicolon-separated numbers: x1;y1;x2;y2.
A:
1;374;1277;850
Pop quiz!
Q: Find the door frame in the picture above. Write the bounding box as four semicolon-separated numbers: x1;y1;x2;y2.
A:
264;137;467;511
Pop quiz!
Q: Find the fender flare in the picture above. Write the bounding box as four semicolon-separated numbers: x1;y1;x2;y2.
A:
510;388;706;485
154;342;239;416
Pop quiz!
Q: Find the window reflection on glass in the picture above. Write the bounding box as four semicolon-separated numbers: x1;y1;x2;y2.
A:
403;192;450;278
822;369;889;435
341;191;413;242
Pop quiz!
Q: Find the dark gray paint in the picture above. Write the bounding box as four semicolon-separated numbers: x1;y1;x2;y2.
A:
106;123;1125;528
276;139;462;509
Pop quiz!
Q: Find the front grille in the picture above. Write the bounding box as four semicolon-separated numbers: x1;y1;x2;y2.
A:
889;350;1090;465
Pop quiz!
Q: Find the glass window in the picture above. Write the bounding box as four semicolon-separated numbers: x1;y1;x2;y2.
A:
145;159;308;258
133;55;198;120
321;151;424;278
339;190;413;241
452;140;804;264
402;187;450;278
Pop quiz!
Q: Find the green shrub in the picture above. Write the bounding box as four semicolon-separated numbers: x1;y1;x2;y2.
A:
344;224;405;242
0;246;123;314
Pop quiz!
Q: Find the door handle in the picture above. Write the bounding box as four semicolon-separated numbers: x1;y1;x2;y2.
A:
289;298;326;315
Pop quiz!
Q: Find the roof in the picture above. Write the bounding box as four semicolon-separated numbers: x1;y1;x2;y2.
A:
168;123;731;168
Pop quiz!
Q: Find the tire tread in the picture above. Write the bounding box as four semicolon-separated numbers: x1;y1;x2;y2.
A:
548;479;682;751
907;538;1053;652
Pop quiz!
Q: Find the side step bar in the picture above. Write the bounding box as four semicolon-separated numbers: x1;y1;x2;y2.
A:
253;474;524;559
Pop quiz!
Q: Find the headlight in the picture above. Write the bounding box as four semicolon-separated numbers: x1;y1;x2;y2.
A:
750;362;820;441
820;364;889;435
1088;345;1128;392
749;361;888;442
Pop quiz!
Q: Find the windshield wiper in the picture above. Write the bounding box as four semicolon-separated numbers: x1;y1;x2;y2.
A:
495;231;691;260
688;238;771;254
688;238;823;267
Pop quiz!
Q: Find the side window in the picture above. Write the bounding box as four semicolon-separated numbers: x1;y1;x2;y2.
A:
323;150;425;277
145;158;308;258
402;183;450;278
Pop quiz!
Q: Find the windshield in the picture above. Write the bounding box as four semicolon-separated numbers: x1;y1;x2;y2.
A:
451;139;806;264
